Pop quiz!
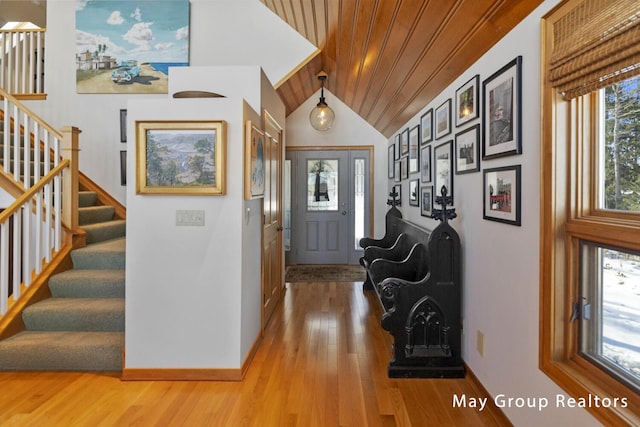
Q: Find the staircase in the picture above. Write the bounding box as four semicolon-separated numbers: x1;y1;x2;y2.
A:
0;189;126;371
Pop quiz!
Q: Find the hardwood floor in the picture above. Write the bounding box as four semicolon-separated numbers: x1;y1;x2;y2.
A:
0;281;511;426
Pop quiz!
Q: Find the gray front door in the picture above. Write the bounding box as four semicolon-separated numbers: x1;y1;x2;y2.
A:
289;149;370;265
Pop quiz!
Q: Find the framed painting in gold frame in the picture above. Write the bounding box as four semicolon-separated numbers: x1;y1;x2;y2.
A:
245;120;265;199
136;120;226;195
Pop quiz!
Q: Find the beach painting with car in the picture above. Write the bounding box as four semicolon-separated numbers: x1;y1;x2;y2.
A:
75;0;189;94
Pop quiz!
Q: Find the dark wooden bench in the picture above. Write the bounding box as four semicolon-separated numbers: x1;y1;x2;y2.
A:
358;192;464;378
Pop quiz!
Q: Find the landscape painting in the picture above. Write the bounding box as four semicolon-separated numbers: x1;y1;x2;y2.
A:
136;121;226;195
76;0;190;94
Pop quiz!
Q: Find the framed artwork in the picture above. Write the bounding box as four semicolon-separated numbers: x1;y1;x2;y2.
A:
120;109;127;142
136;120;226;195
420;109;433;144
120;150;127;186
76;1;190;94
454;124;480;174
434;140;453;200
388;144;396;179
400;128;409;156
409;179;419;206
394;134;401;160
401;156;409;180
420;145;431;183
392;184;402;205
409;125;420;173
245;121;265;199
435;99;451;140
482;56;522;159
483;165;521;226
455;74;479;127
421;186;433;217
394;160;401;183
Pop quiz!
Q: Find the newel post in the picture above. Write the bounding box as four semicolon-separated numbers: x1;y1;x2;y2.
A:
61;126;81;231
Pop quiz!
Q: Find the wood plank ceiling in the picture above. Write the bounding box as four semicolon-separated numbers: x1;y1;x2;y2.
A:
261;0;544;138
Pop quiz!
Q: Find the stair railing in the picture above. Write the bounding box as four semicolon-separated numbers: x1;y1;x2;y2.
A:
0;88;79;316
0;28;45;99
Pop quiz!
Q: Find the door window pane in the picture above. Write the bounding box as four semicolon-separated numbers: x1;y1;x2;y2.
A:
354;158;365;249
307;159;338;211
599;76;640;212
579;241;640;389
284;159;291;252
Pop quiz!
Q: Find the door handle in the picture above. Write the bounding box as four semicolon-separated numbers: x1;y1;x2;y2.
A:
341;210;347;215
277;226;284;231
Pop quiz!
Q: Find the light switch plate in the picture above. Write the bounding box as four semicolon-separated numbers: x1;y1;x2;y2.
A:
176;210;205;226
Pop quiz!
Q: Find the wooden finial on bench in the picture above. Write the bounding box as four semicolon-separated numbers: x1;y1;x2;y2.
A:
431;185;457;223
387;188;401;207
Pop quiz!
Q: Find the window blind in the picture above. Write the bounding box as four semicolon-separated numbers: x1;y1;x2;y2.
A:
548;0;640;99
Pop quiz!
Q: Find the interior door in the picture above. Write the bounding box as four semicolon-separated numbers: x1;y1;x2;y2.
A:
293;150;356;264
262;112;283;328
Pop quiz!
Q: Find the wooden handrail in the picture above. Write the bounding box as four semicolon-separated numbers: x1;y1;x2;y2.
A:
0;159;69;224
0;89;62;140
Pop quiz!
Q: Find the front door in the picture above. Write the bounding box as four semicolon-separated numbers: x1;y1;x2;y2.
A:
288;149;370;265
262;112;283;328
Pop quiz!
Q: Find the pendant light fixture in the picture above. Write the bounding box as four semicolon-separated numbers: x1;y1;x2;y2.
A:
309;71;335;131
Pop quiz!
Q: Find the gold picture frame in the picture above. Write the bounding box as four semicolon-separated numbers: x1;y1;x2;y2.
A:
136;120;226;195
244;120;265;199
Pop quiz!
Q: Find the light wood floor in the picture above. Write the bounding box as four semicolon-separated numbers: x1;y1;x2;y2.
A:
0;281;511;426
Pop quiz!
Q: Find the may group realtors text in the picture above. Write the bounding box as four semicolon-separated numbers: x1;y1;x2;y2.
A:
452;393;628;412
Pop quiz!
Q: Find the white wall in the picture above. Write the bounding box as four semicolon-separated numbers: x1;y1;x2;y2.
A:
386;0;599;425
29;0;315;206
286;90;389;238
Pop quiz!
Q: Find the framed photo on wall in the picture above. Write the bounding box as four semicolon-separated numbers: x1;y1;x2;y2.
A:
409;179;419;206
455;75;479;127
435;99;451;140
420;109;433;144
421;186;433;217
409;125;420;173
420;145;431;183
394;160;401;183
400;128;410;156
454;124;480;174
434;140;453;200
483;165;521;226
388;144;395;179
394;134;401;160
392;184;402;205
482;56;522;159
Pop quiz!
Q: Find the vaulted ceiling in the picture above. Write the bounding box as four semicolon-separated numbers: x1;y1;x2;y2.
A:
260;0;544;137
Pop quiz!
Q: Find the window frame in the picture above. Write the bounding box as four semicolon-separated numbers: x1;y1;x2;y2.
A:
541;11;640;426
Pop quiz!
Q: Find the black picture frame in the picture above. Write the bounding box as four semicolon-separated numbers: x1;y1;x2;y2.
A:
482;56;522;160
120;109;127;143
434;140;453;200
420;186;433;217
394;133;401;160
420;145;431;183
455;74;479;127
400;127;410;156
388;144;395;179
483;165;521;226
401;156;409;180
454;124;481;174
408;125;420;173
420;109;433;145
392;184;402;206
394;160;401;183
409;179;419;206
120;150;127;186
435;98;451;140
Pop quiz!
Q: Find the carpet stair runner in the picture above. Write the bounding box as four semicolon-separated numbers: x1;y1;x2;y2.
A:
0;190;126;371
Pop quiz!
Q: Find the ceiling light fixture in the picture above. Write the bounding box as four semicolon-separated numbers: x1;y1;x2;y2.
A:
309;71;335;131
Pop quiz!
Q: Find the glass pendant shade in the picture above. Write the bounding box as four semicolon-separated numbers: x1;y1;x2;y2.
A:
309;72;335;131
309;100;335;131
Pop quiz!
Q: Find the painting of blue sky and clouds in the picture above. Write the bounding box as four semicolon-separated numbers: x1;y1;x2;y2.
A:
76;0;189;93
